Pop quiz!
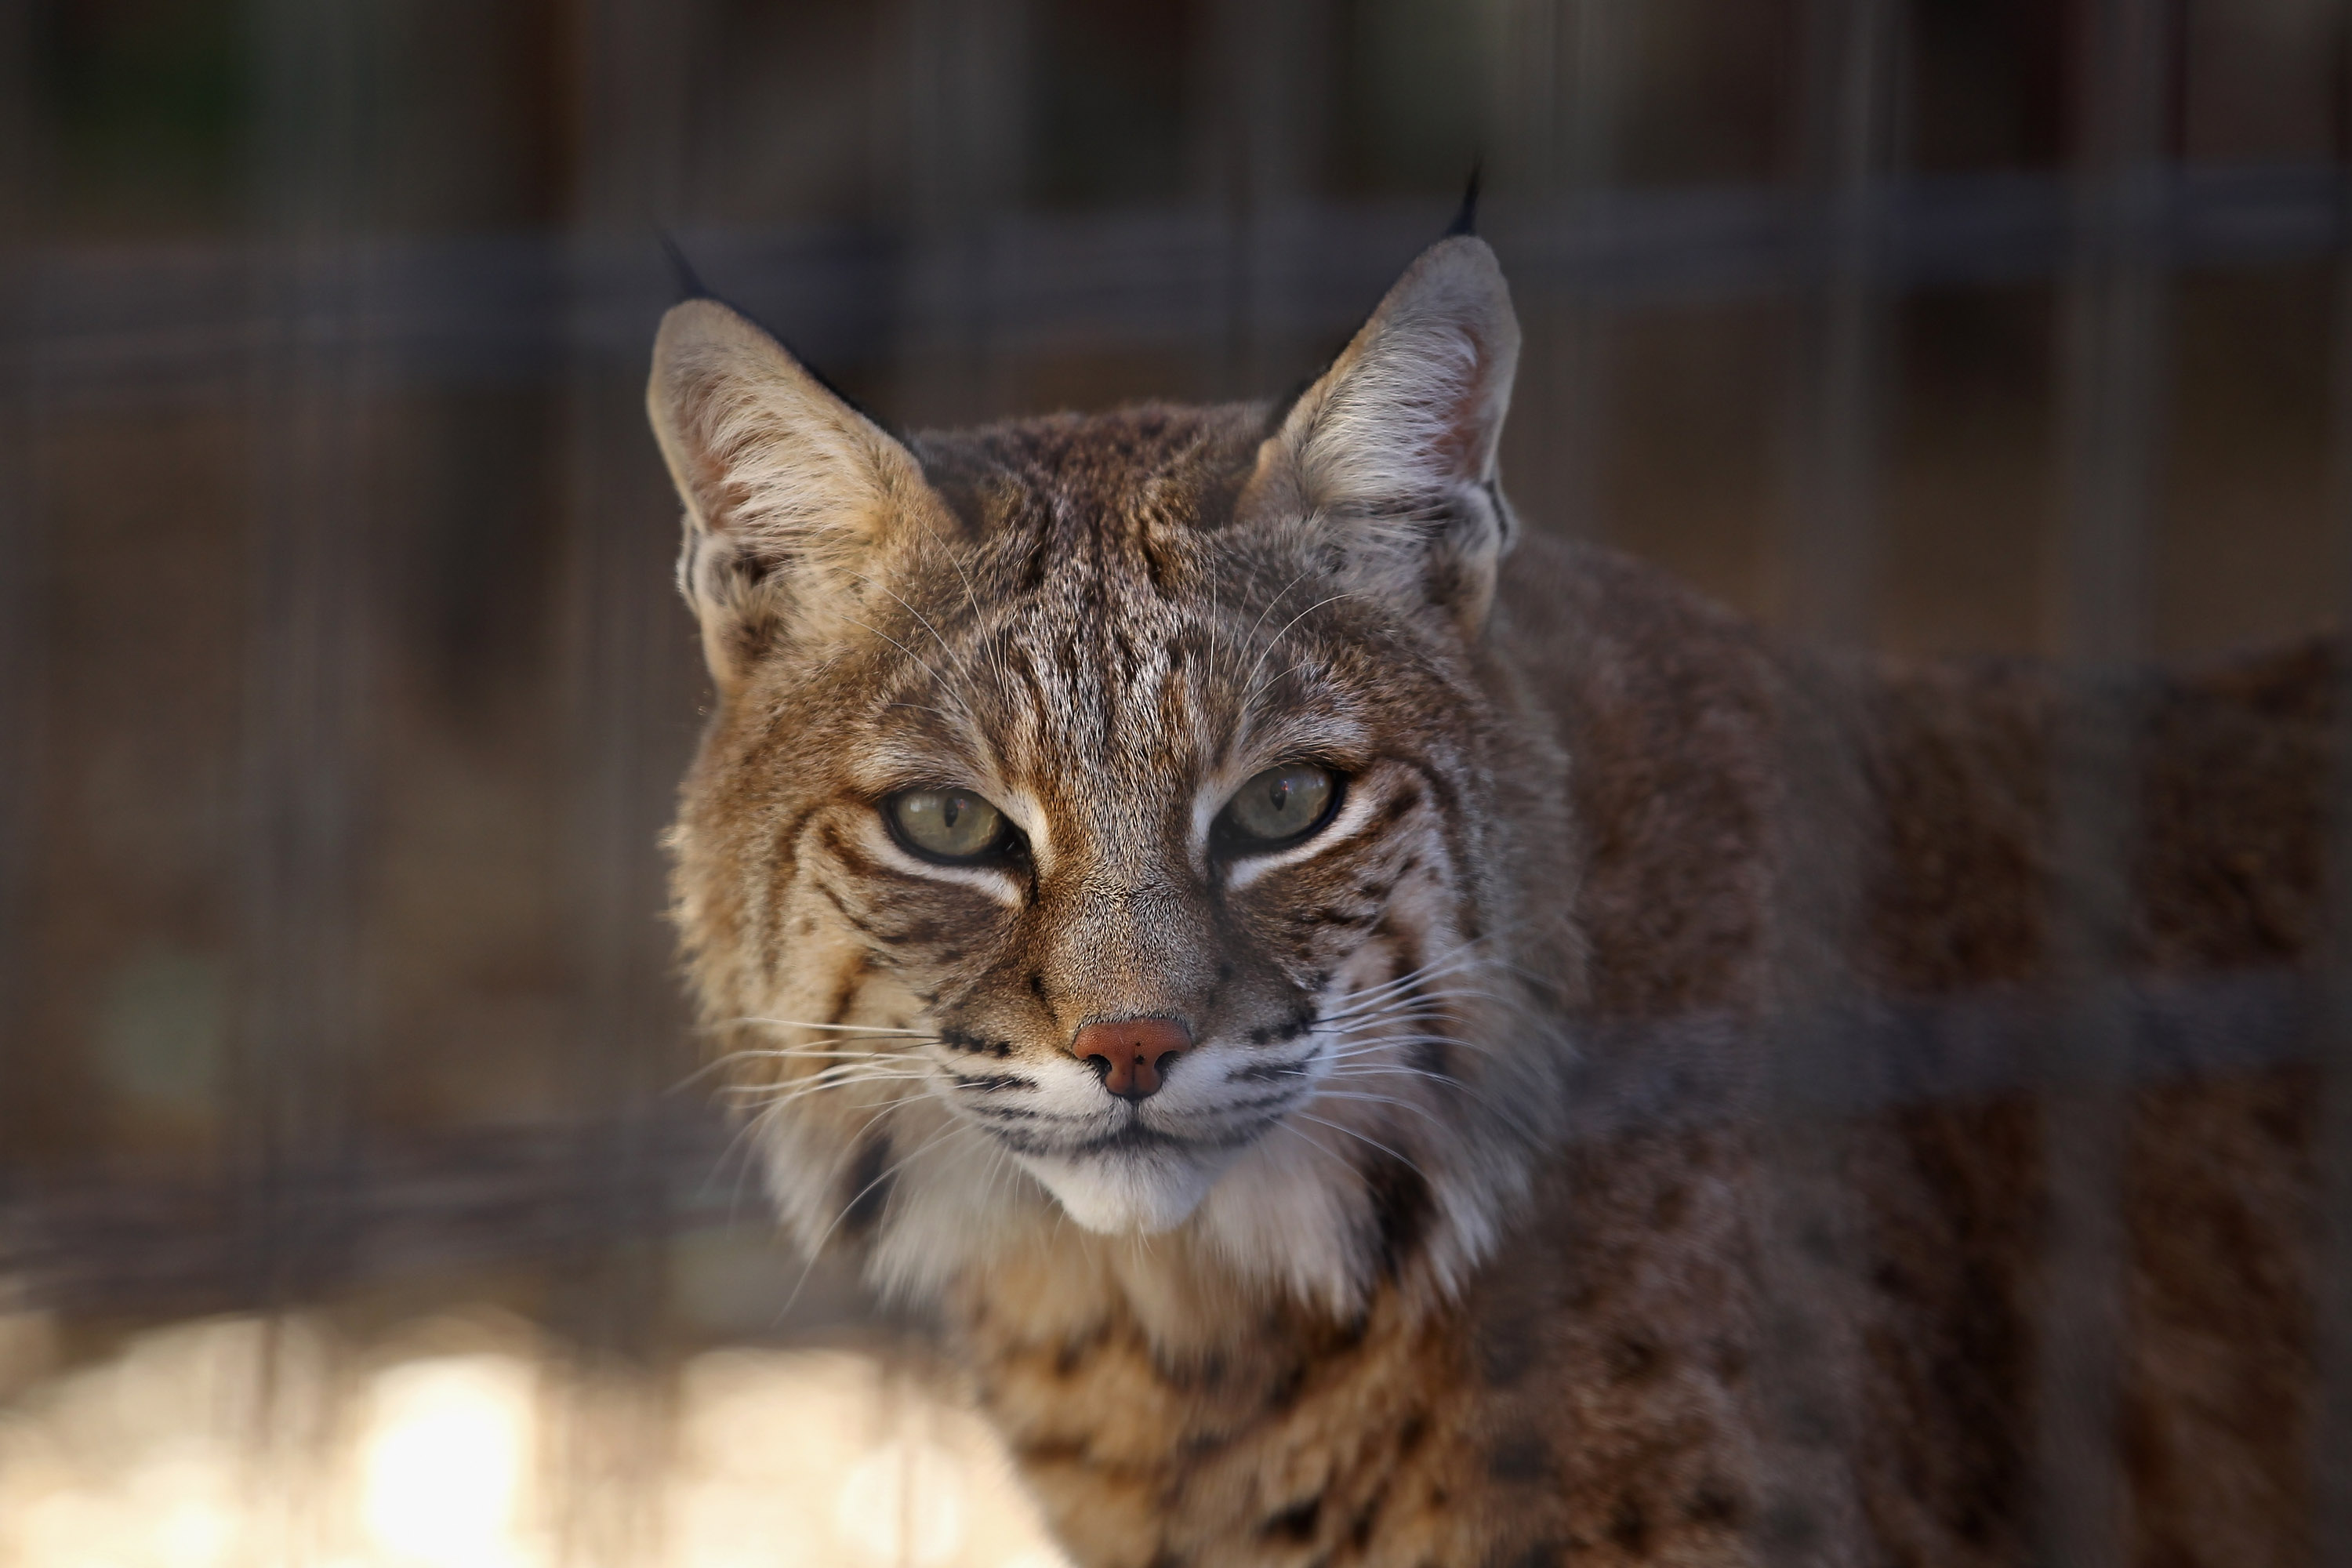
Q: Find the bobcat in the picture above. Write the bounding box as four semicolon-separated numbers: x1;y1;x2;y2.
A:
647;231;2329;1566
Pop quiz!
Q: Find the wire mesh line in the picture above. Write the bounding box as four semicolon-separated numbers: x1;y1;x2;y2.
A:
0;0;44;1197
1748;0;1900;1556
1200;0;1327;402
15;164;2336;409
232;0;379;1322
1492;0;1628;544
2031;0;2177;1563
548;3;708;1561
3;971;2322;1319
898;0;1030;428
2314;8;2352;1556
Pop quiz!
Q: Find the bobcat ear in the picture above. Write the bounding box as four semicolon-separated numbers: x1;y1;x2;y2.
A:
1242;234;1522;635
647;299;950;691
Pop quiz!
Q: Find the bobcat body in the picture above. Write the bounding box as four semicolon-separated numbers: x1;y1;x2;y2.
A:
648;236;2326;1566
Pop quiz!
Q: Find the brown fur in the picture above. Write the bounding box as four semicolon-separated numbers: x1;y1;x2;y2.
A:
651;243;2332;1566
953;537;2329;1566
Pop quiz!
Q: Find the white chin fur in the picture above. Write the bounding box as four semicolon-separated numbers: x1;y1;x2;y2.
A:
1015;1145;1231;1234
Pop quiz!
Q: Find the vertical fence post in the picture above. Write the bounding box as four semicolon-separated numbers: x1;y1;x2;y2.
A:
550;0;702;1559
900;0;1029;427
236;0;383;1555
0;0;43;1198
1199;0;1327;402
2034;1;2174;1564
1494;0;1624;543
1753;0;1898;1557
2314;5;2352;1556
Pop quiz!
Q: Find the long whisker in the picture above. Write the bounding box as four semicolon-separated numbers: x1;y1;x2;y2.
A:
1292;1112;1428;1182
710;1045;920;1065
702;1080;927;1225
1322;921;1532;997
1276;1120;1370;1185
1323;986;1545;1029
1319;971;1499;1023
1235;565;1318;679
1319;1054;1556;1142
1319;949;1518;1014
884;702;964;723
1238;593;1357;706
853;571;978;685
775;1119;982;1322
1316;1057;1516;1119
1240;657;1322;720
1305;1088;1446;1126
1318;1063;1493;1102
717;1016;934;1036
673;1038;924;1094
840;614;985;731
723;1072;937;1107
931;532;989;653
1319;1032;1503;1059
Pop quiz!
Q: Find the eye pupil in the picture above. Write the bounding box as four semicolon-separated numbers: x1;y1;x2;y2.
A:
1268;780;1290;810
943;797;963;828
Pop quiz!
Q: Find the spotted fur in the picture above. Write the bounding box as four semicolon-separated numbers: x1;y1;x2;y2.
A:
652;237;2331;1565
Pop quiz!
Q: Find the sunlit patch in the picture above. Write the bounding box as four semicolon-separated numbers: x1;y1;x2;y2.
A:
358;1355;539;1568
665;1347;1064;1568
837;1441;965;1564
0;1310;1071;1568
0;1314;325;1568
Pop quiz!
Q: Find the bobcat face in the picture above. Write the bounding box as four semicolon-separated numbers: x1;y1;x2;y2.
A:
703;429;1501;1238
655;238;1572;1308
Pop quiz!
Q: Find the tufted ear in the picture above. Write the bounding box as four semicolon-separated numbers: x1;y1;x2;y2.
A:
1241;235;1523;635
647;299;953;691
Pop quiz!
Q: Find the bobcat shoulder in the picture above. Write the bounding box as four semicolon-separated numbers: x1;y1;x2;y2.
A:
648;235;2327;1566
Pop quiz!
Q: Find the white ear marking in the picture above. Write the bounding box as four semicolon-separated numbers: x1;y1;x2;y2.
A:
1243;235;1523;634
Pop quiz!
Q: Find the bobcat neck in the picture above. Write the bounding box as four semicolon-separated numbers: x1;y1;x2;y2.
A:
938;534;1800;1567
948;534;2325;1567
954;1120;1790;1568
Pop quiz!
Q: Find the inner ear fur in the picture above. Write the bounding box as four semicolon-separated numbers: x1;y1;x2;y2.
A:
646;298;953;691
1240;234;1523;634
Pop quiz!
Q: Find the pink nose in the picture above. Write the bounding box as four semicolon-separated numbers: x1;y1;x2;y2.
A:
1072;1017;1192;1100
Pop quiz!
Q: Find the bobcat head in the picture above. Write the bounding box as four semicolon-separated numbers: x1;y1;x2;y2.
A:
651;237;1576;1314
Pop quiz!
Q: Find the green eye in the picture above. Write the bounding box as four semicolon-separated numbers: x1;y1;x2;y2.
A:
887;788;1009;861
1220;763;1339;848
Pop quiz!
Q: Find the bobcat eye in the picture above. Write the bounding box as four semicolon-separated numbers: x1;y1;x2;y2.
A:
1218;763;1339;849
886;787;1009;862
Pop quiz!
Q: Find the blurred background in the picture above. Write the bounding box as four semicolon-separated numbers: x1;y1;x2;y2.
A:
0;0;2343;1563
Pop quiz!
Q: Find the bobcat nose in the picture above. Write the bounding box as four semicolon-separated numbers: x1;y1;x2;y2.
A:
1073;1017;1191;1101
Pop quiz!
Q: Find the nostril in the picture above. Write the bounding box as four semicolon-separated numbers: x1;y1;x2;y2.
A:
1071;1017;1191;1101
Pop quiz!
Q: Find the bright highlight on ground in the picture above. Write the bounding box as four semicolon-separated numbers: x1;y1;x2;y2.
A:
359;1355;538;1567
0;1314;1069;1568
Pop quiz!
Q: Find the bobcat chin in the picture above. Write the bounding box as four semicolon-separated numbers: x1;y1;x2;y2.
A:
650;235;2328;1566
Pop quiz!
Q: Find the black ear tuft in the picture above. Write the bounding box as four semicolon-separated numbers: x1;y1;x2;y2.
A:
659;230;713;303
652;240;902;441
1444;165;1483;238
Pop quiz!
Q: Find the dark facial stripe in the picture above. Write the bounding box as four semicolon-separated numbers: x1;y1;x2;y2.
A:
951;1072;1037;1093
840;1130;895;1238
1360;1145;1433;1280
825;953;870;1025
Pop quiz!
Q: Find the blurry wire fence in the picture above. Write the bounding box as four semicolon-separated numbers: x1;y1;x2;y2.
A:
1;0;2348;1564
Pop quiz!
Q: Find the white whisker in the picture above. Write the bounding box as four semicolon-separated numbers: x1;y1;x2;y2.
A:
1293;1112;1428;1181
775;1118;981;1323
718;1016;933;1036
1239;592;1358;708
1305;1088;1446;1126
